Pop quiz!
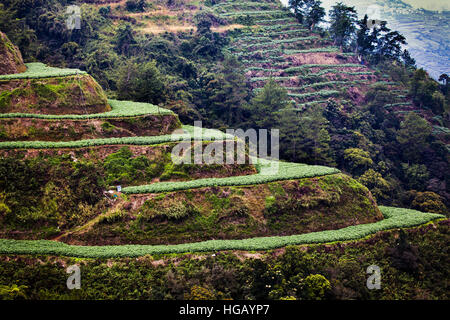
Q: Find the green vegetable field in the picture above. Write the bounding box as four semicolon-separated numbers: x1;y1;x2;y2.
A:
0;62;86;80
121;161;340;194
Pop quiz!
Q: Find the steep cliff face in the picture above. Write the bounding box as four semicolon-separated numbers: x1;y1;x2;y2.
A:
0;32;26;75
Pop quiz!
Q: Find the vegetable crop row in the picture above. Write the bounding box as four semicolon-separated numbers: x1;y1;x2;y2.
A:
0;126;233;149
0;207;442;258
0;99;174;119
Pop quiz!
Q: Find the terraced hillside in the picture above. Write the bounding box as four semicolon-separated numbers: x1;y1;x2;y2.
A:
215;0;426;119
0;32;444;259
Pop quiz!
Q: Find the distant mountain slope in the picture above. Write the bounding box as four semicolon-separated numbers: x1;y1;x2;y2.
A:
282;0;450;79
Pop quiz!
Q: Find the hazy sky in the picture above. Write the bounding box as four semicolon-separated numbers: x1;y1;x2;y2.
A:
280;0;450;12
401;0;450;11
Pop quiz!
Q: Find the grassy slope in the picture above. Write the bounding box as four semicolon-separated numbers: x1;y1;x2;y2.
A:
0;207;443;257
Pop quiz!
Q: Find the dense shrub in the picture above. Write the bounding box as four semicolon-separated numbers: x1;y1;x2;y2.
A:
0;126;233;150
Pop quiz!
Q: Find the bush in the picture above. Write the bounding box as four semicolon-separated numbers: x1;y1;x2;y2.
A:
138;199;198;222
98;209;127;225
103;146;152;185
185;285;216;300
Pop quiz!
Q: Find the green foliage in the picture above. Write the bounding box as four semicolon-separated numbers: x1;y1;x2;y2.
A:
409;69;446;114
284;64;362;73
196;55;249;126
233;36;317;50
98;209;127;225
288;0;325;30
357;16;408;65
358;169;391;200
288;90;339;100
0;284;28;300
278;108;335;166
344;148;373;173
284;47;340;54
411;192;447;215
114;24;136;56
0;207;443;257
246;78;289;128
0;154;105;230
255;23;304;32
0;221;447;300
328;3;357;47
139;199;198;222
185;285;216;300
103;147;151;185
221;10;287;17
125;0;146;13
213;2;279;13
401;163;429;191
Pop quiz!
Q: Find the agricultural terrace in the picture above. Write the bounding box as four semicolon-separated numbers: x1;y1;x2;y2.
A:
216;0;415;111
0;207;443;257
0;99;174;119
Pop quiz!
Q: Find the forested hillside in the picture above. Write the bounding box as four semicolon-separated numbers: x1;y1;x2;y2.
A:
0;0;448;301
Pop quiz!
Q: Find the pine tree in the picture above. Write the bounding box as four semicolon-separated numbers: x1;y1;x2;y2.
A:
246;78;289;129
328;2;357;48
